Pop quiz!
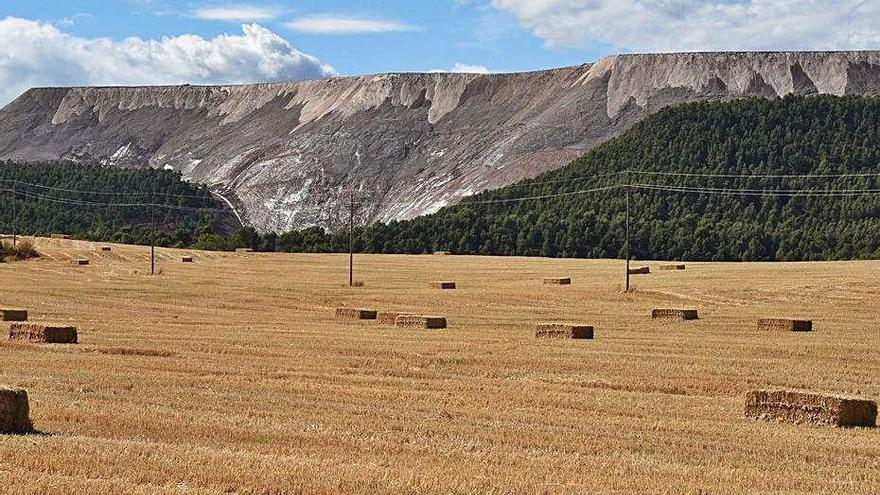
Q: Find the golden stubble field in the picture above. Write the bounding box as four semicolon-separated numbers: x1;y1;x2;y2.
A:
1;237;879;494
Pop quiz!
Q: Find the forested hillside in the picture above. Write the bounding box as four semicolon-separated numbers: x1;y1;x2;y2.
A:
272;95;880;261
0;162;235;248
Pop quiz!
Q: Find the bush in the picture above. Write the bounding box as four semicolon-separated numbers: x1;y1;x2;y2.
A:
0;239;39;262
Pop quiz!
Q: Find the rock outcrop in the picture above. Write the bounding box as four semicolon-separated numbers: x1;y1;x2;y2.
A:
2;51;880;232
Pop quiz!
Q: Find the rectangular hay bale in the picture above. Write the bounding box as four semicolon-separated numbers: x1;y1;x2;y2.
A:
50;234;70;240
9;323;78;344
745;389;877;428
181;256;194;263
543;277;572;285
0;309;28;322
71;259;89;266
651;308;699;320
335;308;378;320
433;251;449;256
660;264;686;271
0;387;32;434
235;248;254;253
394;315;447;329
535;323;594;339
100;246;112;252
757;318;812;332
628;267;651;275
431;281;456;289
377;312;411;325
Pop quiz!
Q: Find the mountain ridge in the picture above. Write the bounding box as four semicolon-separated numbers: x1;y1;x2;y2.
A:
2;51;880;233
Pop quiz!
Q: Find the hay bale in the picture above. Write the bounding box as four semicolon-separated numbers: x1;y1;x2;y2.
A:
651;308;699;320
535;323;594;339
0;387;31;434
628;267;650;275
335;308;378;320
50;234;70;240
431;281;456;289
235;248;254;253
433;251;449;256
745;389;877;428
660;264;686;271
181;256;194;263
394;315;447;329
757;318;812;332
71;259;89;266
543;277;572;285
100;246;112;252
9;323;78;344
377;311;412;325
0;309;28;322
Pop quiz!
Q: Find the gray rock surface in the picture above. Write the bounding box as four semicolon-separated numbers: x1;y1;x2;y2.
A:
2;51;880;233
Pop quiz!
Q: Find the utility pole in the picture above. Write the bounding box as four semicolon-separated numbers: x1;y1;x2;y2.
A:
150;203;156;275
349;189;354;287
11;185;17;249
625;182;631;293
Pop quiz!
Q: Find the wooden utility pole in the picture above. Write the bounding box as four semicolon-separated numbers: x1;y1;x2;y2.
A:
349;189;354;287
11;185;17;249
150;203;156;275
625;184;631;293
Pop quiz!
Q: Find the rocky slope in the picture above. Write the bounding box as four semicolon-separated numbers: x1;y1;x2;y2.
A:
2;51;880;233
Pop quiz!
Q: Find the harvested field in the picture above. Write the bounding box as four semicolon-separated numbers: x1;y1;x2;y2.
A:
543;277;571;285
430;281;456;289
651;308;699;320
0;309;27;322
0;237;879;493
745;389;877;428
660;264;686;271
9;323;78;344
758;318;813;332
394;315;447;329
335;308;378;320
535;323;594;339
0;387;31;434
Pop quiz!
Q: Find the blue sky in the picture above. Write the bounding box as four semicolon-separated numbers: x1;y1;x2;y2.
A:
1;1;879;105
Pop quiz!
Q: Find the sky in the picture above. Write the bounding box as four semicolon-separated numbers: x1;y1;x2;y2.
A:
0;0;879;105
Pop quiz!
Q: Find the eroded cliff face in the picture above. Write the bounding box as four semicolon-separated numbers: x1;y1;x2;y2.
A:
2;51;880;232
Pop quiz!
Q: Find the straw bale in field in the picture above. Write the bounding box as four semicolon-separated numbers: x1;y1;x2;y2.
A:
535;323;594;339
0;309;27;322
660;264;686;271
9;323;78;344
431;281;456;289
757;318;812;332
651;309;699;320
335;308;378;320
377;312;411;325
394;315;447;329
745;389;877;427
543;277;572;285
0;387;31;434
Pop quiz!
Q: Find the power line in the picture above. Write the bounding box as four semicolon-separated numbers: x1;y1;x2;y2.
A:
0;188;228;213
0;178;216;201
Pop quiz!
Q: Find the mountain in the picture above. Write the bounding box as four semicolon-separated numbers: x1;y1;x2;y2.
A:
2;51;880;233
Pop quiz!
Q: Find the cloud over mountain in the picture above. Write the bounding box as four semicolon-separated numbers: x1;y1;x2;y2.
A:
0;17;334;106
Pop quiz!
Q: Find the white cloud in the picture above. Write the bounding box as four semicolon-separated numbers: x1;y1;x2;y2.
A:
193;5;281;21
490;0;880;51
430;63;492;74
285;15;418;35
0;18;335;106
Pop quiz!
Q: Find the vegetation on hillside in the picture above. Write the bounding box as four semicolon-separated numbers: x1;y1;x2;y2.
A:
260;95;879;261
0;162;233;248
